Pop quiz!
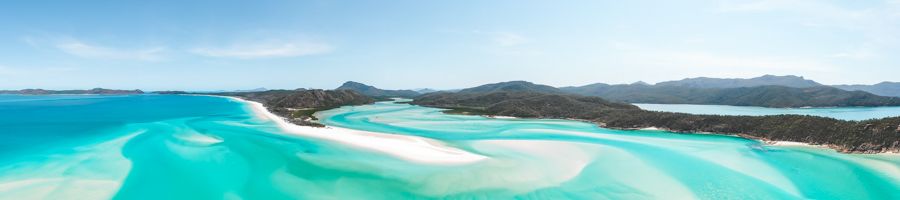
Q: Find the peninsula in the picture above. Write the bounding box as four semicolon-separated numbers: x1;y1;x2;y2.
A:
410;81;900;154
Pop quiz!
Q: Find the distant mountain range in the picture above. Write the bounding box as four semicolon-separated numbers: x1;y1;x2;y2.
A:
457;81;565;94
409;81;900;154
412;88;439;94
335;81;421;98
833;82;900;98
561;84;900;107
332;77;900;108
655;75;823;88
640;74;900;97
0;88;144;95
560;75;900;107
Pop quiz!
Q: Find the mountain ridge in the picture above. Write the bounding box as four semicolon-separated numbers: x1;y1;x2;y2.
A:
411;81;900;154
832;82;900;97
335;81;421;98
655;75;823;88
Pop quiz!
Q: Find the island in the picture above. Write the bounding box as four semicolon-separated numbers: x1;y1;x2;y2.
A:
0;88;144;95
411;81;900;154
561;75;900;108
214;89;374;127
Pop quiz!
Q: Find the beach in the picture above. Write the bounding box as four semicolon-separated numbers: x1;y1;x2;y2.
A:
224;96;488;165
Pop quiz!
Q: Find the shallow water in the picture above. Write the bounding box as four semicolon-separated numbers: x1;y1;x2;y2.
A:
635;103;900;121
1;95;898;199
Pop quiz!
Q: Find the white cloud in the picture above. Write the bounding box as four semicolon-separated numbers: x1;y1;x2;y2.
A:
493;32;528;47
55;40;166;61
191;40;334;59
831;49;877;60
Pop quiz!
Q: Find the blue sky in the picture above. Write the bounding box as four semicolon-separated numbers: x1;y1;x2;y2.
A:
1;0;898;90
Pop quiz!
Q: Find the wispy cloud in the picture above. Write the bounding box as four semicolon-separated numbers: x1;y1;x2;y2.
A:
831;48;877;60
55;40;167;61
493;32;528;47
191;40;334;59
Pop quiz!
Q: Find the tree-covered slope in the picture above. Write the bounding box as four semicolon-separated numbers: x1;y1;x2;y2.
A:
220;89;374;126
412;83;900;154
335;81;421;98
562;84;900;107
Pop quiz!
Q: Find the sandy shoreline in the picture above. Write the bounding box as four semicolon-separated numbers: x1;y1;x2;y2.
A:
626;125;899;155
222;96;488;165
485;115;518;119
764;141;817;147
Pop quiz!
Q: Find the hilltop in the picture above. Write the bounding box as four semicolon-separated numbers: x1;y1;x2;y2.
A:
217;89;374;127
335;81;421;98
833;82;900;97
655;75;823;88
411;81;900;154
562;75;900;108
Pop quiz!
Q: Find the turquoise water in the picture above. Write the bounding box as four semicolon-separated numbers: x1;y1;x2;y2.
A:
635;103;900;121
1;95;898;199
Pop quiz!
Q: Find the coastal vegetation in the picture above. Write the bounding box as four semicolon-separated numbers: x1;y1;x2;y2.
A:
335;81;421;98
562;75;900;107
561;84;900;107
217;89;374;127
413;81;900;153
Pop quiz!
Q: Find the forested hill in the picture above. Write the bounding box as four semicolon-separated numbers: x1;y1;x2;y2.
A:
654;75;822;88
457;81;565;94
335;81;421;98
561;84;900;107
833;82;900;97
412;82;900;154
218;89;374;126
415;91;638;118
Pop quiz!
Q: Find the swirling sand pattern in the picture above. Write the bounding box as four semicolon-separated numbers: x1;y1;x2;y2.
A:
0;95;897;199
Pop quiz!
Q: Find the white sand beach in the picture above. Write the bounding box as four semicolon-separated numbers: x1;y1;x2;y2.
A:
486;115;518;119
226;97;488;165
765;141;814;146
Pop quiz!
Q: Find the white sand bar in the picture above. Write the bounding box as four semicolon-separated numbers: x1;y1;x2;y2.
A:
226;97;487;165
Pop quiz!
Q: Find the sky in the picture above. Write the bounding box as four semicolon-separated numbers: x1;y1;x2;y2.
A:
1;0;898;91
